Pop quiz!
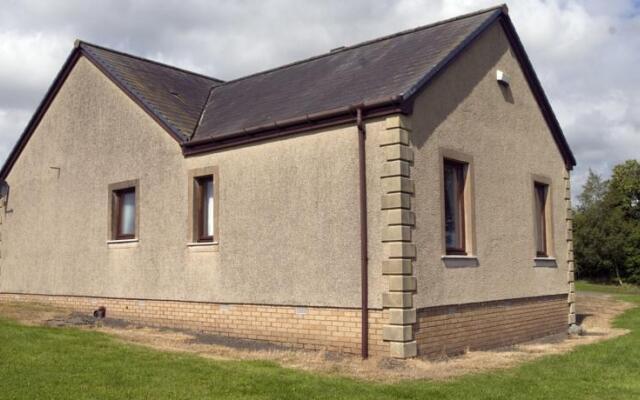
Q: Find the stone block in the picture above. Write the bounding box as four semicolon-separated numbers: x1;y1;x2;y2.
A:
385;115;411;131
381;193;411;210
382;226;411;242
380;128;410;146
383;144;413;162
382;292;413;308
383;324;413;341
389;308;416;325
388;276;416;292
567;270;575;283
382;259;413;275
386;209;415;226
382;176;414;194
381;160;410;178
389;340;417;358
384;242;416;259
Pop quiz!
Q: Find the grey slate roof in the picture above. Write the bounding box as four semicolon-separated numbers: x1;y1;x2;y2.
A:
0;5;576;181
80;42;223;140
194;7;499;141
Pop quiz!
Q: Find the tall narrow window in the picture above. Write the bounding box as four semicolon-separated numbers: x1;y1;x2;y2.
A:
113;187;136;239
443;159;467;255
534;182;548;257
195;175;214;242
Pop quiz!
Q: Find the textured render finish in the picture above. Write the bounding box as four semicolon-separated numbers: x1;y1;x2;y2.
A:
0;56;386;309
410;22;569;308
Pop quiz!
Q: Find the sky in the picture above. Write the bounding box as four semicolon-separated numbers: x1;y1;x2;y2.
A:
0;0;638;196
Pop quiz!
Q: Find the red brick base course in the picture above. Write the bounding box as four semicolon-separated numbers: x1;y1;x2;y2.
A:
415;294;568;357
0;293;388;356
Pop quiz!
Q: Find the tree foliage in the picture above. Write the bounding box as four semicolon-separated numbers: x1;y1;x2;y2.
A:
574;160;640;284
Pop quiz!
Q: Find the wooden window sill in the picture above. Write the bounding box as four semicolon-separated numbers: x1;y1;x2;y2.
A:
441;255;479;268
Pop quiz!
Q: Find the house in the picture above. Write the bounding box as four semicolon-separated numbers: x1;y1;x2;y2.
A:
0;5;577;359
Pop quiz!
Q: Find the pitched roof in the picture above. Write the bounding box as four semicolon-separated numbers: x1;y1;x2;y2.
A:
0;5;576;181
79;42;223;140
194;6;501;142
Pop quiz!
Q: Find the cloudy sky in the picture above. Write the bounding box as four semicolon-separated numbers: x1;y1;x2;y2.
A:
1;0;638;195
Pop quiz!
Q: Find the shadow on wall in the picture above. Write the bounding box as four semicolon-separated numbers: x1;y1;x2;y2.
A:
411;32;511;149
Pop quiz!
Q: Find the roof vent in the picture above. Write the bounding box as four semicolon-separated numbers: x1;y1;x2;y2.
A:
330;46;346;53
496;70;510;86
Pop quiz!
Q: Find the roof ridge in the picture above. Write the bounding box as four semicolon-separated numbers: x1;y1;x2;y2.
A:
191;81;220;138
213;4;507;87
75;40;225;83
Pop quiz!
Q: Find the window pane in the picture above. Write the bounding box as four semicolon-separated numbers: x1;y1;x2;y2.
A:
444;163;461;249
201;178;214;238
535;184;547;255
120;190;135;236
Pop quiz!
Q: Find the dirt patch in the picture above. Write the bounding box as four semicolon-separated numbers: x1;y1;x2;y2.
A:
189;332;292;352
0;292;634;382
44;312;131;329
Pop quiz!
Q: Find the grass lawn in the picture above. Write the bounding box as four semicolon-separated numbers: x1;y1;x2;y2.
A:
576;280;640;295
1;283;640;399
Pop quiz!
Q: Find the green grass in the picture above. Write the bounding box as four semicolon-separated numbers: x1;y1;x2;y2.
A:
1;284;640;399
576;280;640;295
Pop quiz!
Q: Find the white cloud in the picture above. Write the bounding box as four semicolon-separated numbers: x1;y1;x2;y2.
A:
0;108;31;162
0;31;70;108
0;0;638;199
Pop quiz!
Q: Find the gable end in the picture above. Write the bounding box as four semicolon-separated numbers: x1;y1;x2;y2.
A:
402;11;576;169
0;45;200;181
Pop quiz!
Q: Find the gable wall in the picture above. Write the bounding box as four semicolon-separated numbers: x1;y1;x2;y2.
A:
410;21;569;308
0;56;384;308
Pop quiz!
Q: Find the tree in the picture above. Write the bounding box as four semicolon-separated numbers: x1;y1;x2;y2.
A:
576;169;607;212
606;160;640;283
573;160;640;285
607;160;640;220
573;170;613;281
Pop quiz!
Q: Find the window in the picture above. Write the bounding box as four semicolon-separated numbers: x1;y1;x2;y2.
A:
112;187;136;239
534;182;549;257
194;175;214;242
443;159;467;255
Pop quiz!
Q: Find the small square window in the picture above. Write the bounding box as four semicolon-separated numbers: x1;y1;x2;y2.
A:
194;175;214;242
112;187;136;240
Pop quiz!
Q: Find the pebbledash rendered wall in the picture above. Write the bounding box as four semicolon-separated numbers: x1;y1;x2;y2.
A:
0;55;391;356
0;19;573;359
0;56;386;309
403;21;572;354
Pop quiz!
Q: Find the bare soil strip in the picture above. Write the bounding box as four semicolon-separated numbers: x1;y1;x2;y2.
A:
0;292;633;382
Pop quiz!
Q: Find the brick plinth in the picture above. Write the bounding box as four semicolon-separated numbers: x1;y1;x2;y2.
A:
0;293;388;356
415;294;567;357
